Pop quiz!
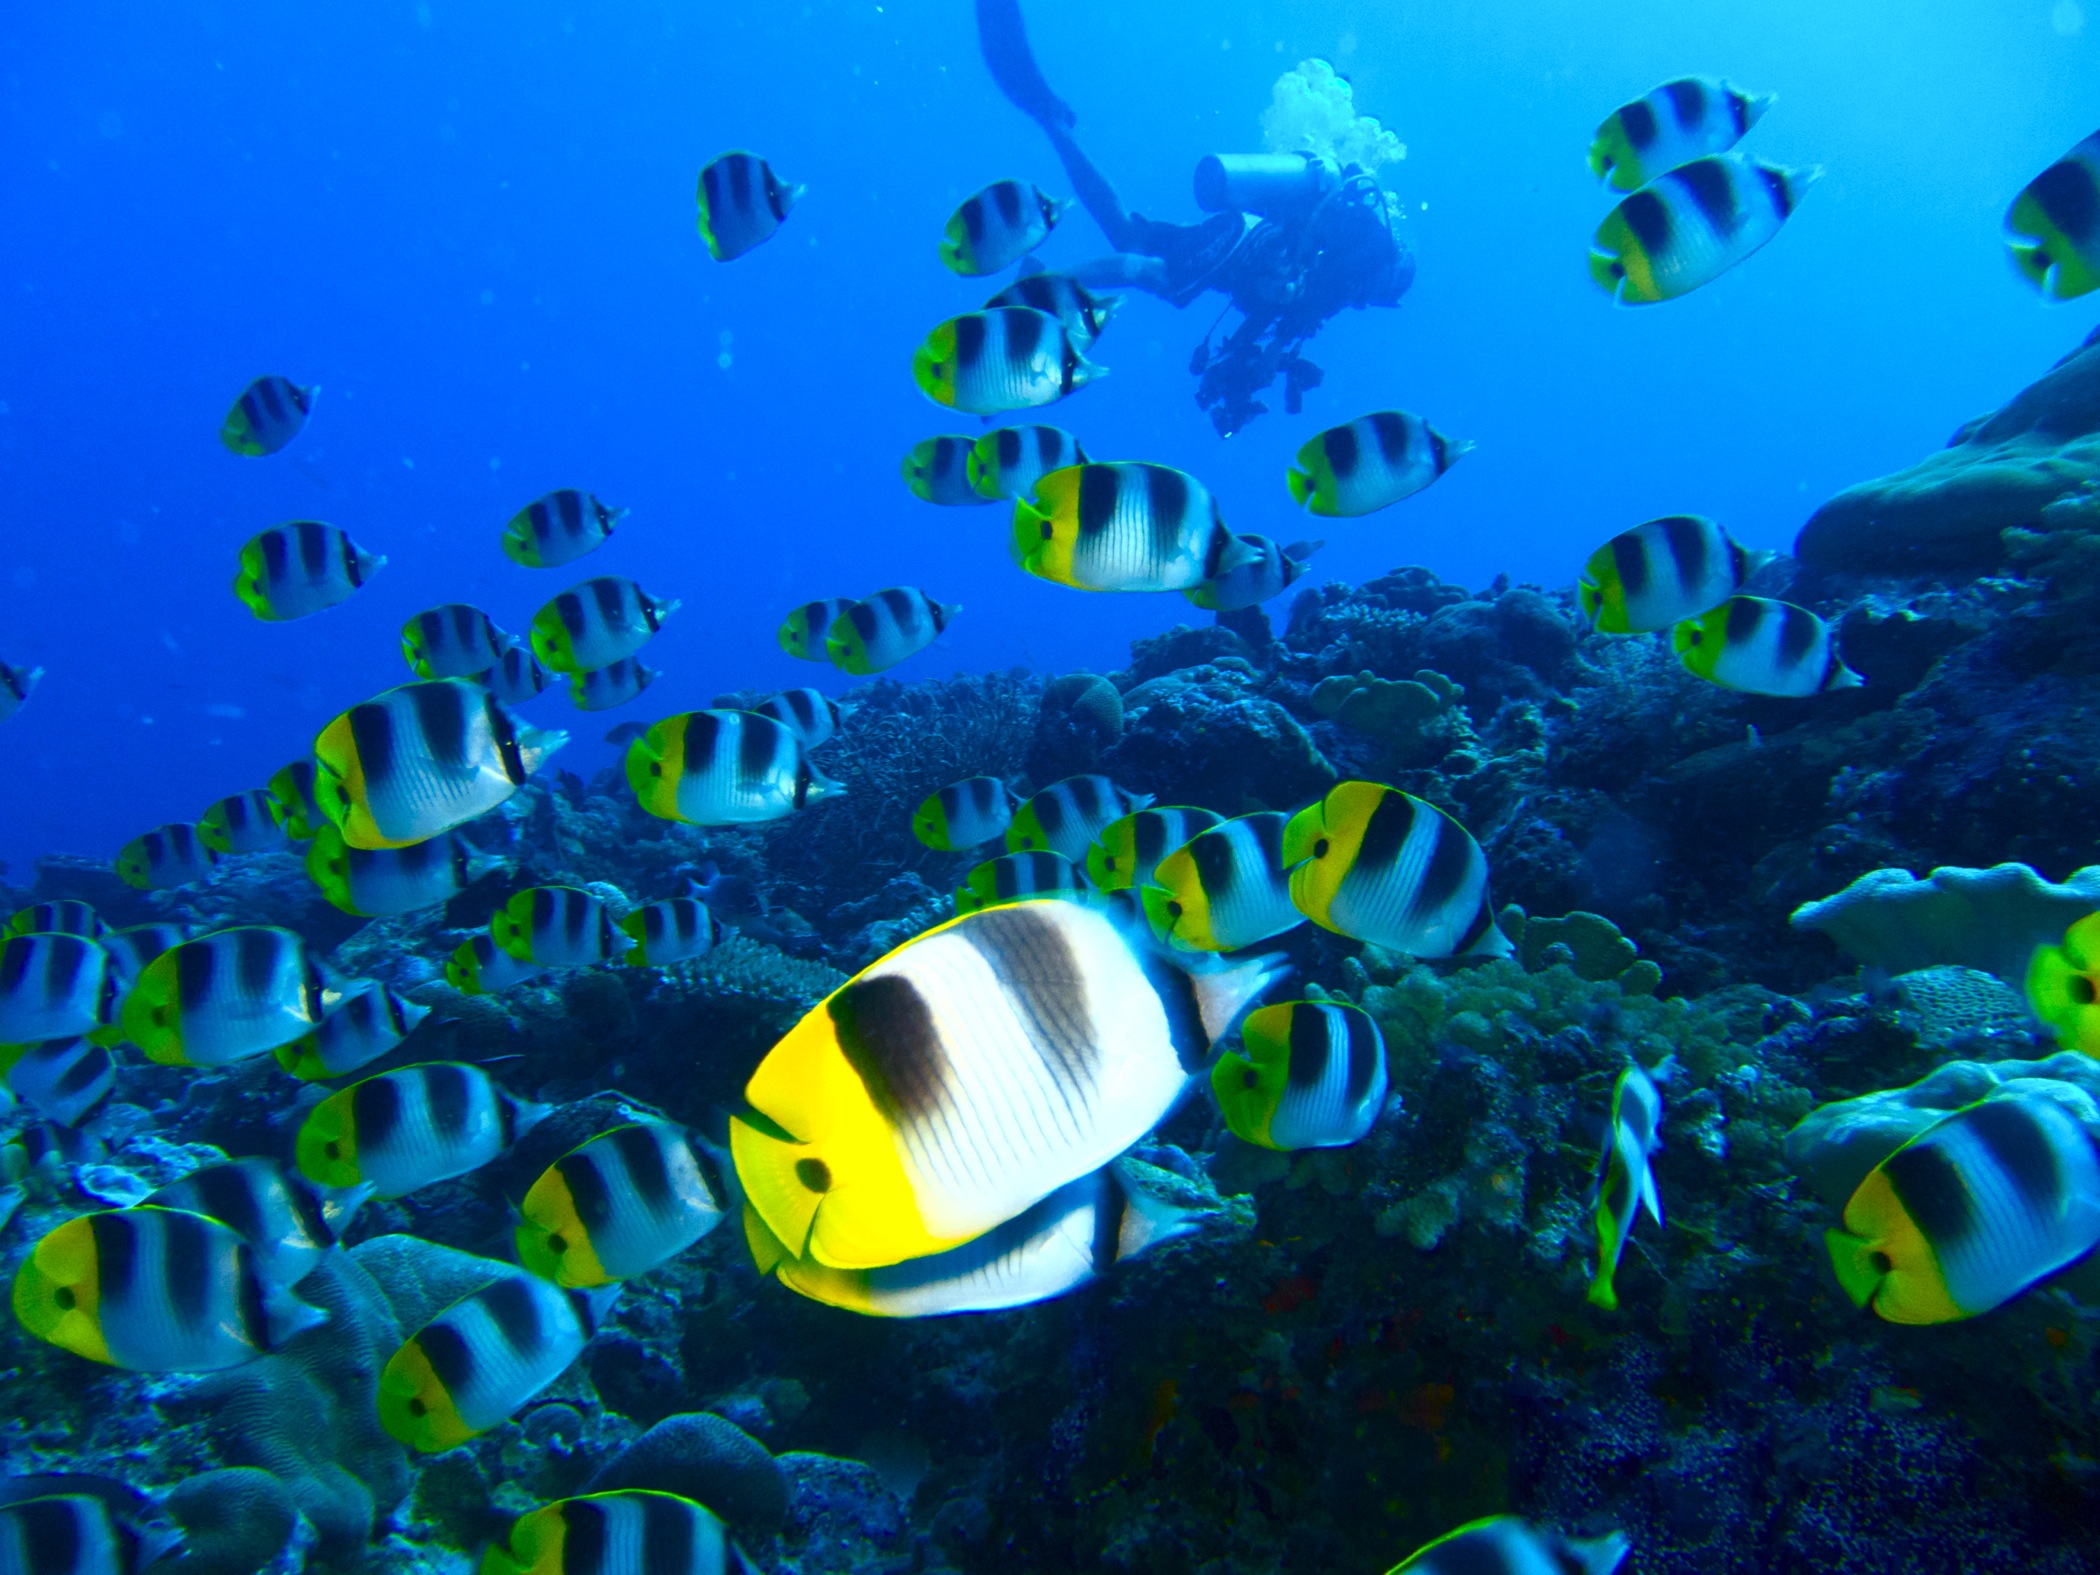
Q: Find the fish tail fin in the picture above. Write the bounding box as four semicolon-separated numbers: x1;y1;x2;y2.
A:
1187;950;1290;1048
1108;1159;1214;1254
262;1282;331;1349
1586;1268;1619;1312
1571;1531;1632;1575
1638;1165;1663;1227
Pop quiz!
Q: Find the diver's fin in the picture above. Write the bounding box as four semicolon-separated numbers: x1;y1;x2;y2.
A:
976;0;1076;131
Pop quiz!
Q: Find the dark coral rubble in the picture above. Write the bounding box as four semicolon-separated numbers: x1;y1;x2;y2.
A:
13;336;2100;1573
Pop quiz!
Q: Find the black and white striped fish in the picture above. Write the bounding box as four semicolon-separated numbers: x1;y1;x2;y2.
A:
697;150;803;262
403;603;514;680
198;788;288;855
233;520;385;620
0;932;114;1043
913;307;1101;415
517;1120;731;1286
1015;463;1254;592
119;925;338;1068
619;898;725;967
530;578;681;675
114;822;219;890
626;710;842;827
275;979;432;1080
295;1061;551;1199
965;423;1090;502
503;489;627;568
752;688;846;751
220;374;316;456
5;1037;115;1128
145;1156;366;1286
1212;1001;1388;1151
826;588;959;675
1283;781;1511;958
1591;154;1819;304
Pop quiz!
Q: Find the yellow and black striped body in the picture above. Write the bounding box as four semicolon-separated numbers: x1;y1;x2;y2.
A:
493;886;622;968
7;1036;115;1127
481;1490;750;1575
966;423;1089;503
1212;1001;1388;1151
11;1205;325;1371
1142;812;1301;953
403;603;512;680
940;179;1067;275
296;1061;545;1199
380;1271;611;1451
1588;76;1773;192
0;933;112;1043
626;710;838;827
1284;782;1508;959
145;1156;352;1286
233;520;384;621
913;307;1098;416
114;822;219;890
1086;806;1222;893
730;901;1279;1270
697;150;801;262
825;588;957;675
220;374;314;456
913;776;1019;852
267;759;327;841
198;789;286;856
504;489;625;568
569;659;660;713
982;274;1117;349
530;577;680;676
1006;775;1149;863
447;932;545;995
1590;154;1818;304
275;979;431;1080
313;678;561;850
307;825;492;918
752;688;844;751
1673;595;1859;696
518;1121;729;1286
620;899;723;967
2006;131;2100;301
1287;412;1470;517
120;924;331;1068
1578;515;1759;634
4;900;106;940
475;643;555;707
98;923;187;991
903;435;997;507
1187;535;1321;612
954;851;1090;914
777;598;853;661
1015;463;1248;593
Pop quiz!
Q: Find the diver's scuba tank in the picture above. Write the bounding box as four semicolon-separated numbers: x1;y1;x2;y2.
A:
1192;152;1342;219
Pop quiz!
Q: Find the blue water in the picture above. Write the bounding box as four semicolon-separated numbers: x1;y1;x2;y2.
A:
0;0;2091;876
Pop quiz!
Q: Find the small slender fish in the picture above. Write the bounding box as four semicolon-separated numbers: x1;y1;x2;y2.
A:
379;1271;618;1451
1142;812;1301;953
826;587;958;675
516;1120;730;1286
1579;515;1768;634
1287;412;1470;517
221;374;316;456
1673;596;1860;696
620;897;725;967
1283;781;1512;959
313;678;567;849
5;1036;115;1127
913;776;1021;852
481;1491;753;1575
568;658;661;712
472;642;556;707
4;901;106;940
745;1164;1203;1318
1590;154;1819;304
1212;1001;1388;1151
967;423;1090;502
307;825;503;917
120;925;338;1068
144;1157;366;1286
198;788;288;856
503;489;626;568
753;687;846;750
1587;1065;1664;1311
1015;463;1254;592
1085;806;1223;893
530;577;681;675
296;1061;551;1199
954;850;1091;914
275;979;432;1080
982;273;1119;349
491;885;623;968
0;933;114;1044
11;1206;329;1371
697;150;803;261
941;178;1070;276
1588;76;1775;192
446;931;546;996
903;435;998;507
1382;1515;1630;1575
2006;129;2100;300
114;822;220;890
402;603;514;680
1007;775;1151;863
267;759;328;841
1186;535;1321;612
0;659;44;724
777;597;855;662
233;521;385;621
914;307;1101;415
626;710;842;826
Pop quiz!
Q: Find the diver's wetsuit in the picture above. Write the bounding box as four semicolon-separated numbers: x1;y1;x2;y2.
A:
975;0;1415;435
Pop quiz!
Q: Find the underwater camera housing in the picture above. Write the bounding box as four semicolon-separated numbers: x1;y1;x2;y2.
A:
1193;152;1344;220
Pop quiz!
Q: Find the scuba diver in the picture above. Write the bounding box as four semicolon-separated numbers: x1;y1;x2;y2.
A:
975;0;1415;437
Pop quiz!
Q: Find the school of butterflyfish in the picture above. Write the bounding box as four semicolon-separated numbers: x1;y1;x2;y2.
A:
1;79;2096;1575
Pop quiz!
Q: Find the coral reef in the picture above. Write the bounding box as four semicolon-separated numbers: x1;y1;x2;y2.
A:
1791;862;2100;982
